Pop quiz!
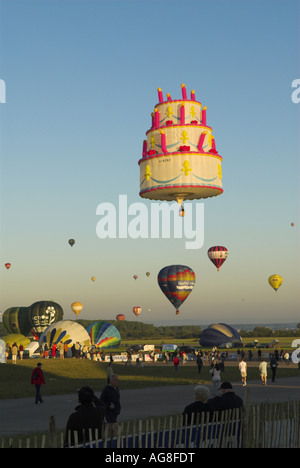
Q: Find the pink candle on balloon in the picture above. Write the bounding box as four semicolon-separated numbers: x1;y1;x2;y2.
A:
160;130;167;153
166;93;172;101
190;90;196;101
197;131;207;152
202;106;207;126
181;83;187;100
157;87;163;103
154;108;160;127
180;104;185;124
143;140;148;157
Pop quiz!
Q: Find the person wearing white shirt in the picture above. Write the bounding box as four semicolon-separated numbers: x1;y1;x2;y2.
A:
238;358;247;387
259;359;268;385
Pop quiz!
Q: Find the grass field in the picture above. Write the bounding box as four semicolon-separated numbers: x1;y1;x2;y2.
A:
0;358;298;400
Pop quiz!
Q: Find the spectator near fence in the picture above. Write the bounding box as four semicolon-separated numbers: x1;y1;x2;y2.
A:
64;386;105;447
182;385;211;424
100;375;121;438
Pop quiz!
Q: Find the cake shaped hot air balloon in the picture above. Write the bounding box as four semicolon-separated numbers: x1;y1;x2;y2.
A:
157;265;195;314
139;84;223;207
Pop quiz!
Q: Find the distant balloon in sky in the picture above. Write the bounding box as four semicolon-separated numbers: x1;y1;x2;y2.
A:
268;275;283;292
5;263;11;270
291;222;295;227
207;246;228;271
116;314;125;321
71;302;83;316
146;272;150;277
133;275;138;280
138;84;223;207
91;277;96;282
157;265;195;314
68;239;75;247
132;306;142;317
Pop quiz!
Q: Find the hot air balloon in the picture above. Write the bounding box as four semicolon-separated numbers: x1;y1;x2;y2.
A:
68;239;75;247
29;301;64;336
200;323;242;347
71;302;83;317
291;223;295;227
157;265;195;314
139;84;223;209
132;306;142;317
207;246;228;271
2;306;32;336
146;272;150;277
91;277;96;282
86;321;121;348
133;275;138;280
5;263;11;270
40;320;90;349
116;314;125;321
268;275;283;292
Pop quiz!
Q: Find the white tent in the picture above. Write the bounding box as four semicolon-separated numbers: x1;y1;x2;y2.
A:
0;339;6;363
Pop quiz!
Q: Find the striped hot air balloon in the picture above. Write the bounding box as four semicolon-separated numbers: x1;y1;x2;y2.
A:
132;306;142;317
157;265;195;315
207;246;228;271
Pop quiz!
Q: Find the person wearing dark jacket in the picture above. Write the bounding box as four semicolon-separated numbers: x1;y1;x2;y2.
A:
64;386;105;447
182;385;211;424
100;374;121;438
205;381;243;416
31;362;45;404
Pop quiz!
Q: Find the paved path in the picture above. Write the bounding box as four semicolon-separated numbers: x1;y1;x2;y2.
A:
0;376;299;438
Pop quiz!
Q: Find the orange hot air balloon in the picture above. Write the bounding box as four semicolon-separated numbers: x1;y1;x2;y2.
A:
71;302;83;317
132;306;142;317
116;314;125;321
5;263;11;270
91;277;96;282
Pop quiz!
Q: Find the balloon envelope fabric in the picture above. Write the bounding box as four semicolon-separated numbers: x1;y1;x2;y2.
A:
200;323;242;347
86;321;121;348
40;320;91;348
157;265;195;313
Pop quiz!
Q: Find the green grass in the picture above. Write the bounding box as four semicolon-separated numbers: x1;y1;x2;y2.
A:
0;359;298;400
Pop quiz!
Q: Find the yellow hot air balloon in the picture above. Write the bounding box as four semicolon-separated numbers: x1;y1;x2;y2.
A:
91;277;96;282
71;301;83;316
268;275;283;292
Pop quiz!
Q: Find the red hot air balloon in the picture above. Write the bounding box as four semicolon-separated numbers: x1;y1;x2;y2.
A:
133;275;138;280
207;246;228;271
116;314;125;321
5;263;11;270
132;306;142;317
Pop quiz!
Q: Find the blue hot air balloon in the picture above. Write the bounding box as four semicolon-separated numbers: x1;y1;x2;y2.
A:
157;265;195;314
199;323;242;348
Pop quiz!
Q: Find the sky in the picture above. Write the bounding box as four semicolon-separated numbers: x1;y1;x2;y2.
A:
0;0;299;327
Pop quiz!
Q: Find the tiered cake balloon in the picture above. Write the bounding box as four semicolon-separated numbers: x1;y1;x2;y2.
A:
139;84;223;206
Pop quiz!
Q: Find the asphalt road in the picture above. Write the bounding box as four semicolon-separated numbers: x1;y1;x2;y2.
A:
0;376;299;438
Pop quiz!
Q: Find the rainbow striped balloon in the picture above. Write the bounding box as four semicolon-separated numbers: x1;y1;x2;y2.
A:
86;321;121;349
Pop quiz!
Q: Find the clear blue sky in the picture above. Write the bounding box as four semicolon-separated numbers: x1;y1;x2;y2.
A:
0;0;299;326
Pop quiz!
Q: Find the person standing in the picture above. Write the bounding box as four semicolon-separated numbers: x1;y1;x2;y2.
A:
209;362;222;395
31;362;45;404
59;341;65;359
106;361;113;384
270;355;278;382
100;374;121;438
259;358;268;385
239;358;247;387
11;343;18;364
173;355;180;372
19;343;24;360
196;354;203;374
